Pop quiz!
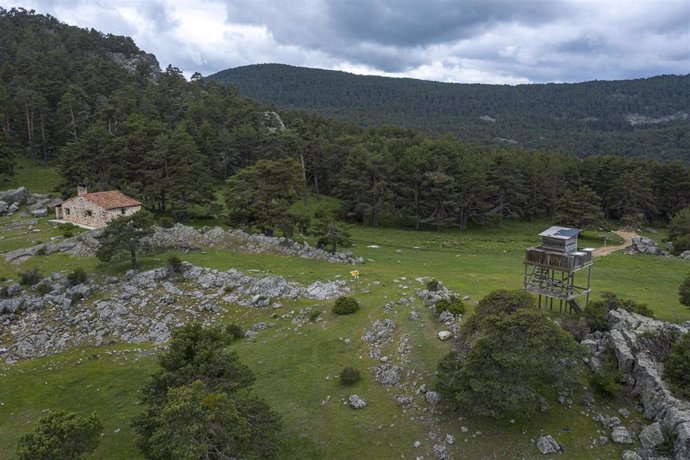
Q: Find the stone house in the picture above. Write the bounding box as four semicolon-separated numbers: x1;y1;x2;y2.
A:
54;186;142;229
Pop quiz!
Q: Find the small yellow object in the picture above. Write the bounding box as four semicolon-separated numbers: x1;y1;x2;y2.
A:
350;270;360;279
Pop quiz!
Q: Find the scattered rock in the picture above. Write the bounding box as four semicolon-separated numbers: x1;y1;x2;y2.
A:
413;440;421;448
536;435;562;454
445;434;455;445
348;395;366;409
371;364;402;386
611;426;633;444
432;444;448;460
425;391;441;405
621;450;643;460
437;331;452;341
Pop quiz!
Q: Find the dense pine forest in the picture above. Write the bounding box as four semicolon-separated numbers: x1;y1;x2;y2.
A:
1;8;690;230
209;64;690;161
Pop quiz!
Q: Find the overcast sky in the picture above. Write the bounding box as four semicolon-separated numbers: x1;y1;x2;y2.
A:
10;0;690;84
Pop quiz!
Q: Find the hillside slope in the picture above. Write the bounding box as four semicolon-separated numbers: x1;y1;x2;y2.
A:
209;64;690;160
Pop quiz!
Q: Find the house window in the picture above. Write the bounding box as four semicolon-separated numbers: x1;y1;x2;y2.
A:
65;208;70;215
85;210;93;217
121;208;126;215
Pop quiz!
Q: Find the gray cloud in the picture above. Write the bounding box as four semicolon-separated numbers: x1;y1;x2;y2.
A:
10;0;690;83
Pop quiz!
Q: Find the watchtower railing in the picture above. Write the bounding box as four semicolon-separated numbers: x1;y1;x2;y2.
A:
525;247;593;271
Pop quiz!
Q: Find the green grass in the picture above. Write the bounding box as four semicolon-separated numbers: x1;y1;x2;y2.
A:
0;201;687;458
1;156;61;195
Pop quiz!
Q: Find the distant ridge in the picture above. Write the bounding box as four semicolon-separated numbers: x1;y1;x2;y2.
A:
208;64;690;160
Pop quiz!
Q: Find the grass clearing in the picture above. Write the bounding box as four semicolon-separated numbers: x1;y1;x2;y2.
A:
0;190;688;458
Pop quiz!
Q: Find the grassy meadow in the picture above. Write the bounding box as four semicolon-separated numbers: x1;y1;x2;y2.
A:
0;171;688;458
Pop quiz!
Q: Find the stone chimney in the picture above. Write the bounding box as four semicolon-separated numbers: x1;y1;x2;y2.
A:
77;185;88;196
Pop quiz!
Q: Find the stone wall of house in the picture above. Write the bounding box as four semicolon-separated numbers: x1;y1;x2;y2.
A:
58;196;140;228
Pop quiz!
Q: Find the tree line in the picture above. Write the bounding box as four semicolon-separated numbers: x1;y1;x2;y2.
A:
208;64;690;161
2;9;690;233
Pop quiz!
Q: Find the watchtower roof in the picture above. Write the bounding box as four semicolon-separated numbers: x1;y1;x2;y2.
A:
538;226;580;240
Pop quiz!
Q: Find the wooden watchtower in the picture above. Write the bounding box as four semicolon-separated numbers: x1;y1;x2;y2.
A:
524;226;594;312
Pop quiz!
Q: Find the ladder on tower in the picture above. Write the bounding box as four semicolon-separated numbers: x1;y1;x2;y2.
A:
567;299;582;313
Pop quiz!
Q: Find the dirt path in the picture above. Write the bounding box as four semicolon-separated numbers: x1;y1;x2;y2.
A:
592;230;637;257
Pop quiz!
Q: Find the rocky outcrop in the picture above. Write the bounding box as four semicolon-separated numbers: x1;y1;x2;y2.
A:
624;236;670;256
582;309;690;459
3;222;363;265
146;224;363;264
536;435;562;454
3;230;101;264
0;263;348;362
0;187;61;217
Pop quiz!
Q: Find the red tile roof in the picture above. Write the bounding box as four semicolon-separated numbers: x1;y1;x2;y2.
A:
65;191;141;210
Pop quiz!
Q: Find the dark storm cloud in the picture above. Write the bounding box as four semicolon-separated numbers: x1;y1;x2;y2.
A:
324;0;565;48
11;0;690;83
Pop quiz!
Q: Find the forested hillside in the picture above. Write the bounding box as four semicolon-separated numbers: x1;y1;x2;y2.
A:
1;9;690;229
209;64;690;160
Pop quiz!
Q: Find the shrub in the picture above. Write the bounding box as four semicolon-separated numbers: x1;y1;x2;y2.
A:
475;289;534;319
585;292;654;332
340;367;361;386
679;274;690;307
590;349;624;398
19;268;42;286
36;283;52;295
0;286;8;299
70;292;83;305
225;323;244;340
332;296;360;315
309;310;321;321
671;235;690;255
67;267;87;286
639;328;682;362
159;217;175;228
426;279;440;292
559;316;590;342
664;333;690;400
63;230;73;238
435;297;465;316
16;411;102;460
167;255;183;273
36;247;47;256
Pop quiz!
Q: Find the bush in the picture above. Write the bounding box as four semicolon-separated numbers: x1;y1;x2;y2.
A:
332;296;360;315
639;328;682;362
475;289;534;319
0;286;8;299
309;310;321;321
590;349;624;398
679;274;690;307
225;323;244;340
426;279;440;292
435;297;465;316
16;411;102;460
560;317;591;342
159;217;175;228
340;367;361;386
19;268;42;286
671;235;690;255
67;267;87;286
70;292;83;305
664;333;690;400
585;292;654;332
36;283;52;295
36;247;47;256
167;255;183;273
